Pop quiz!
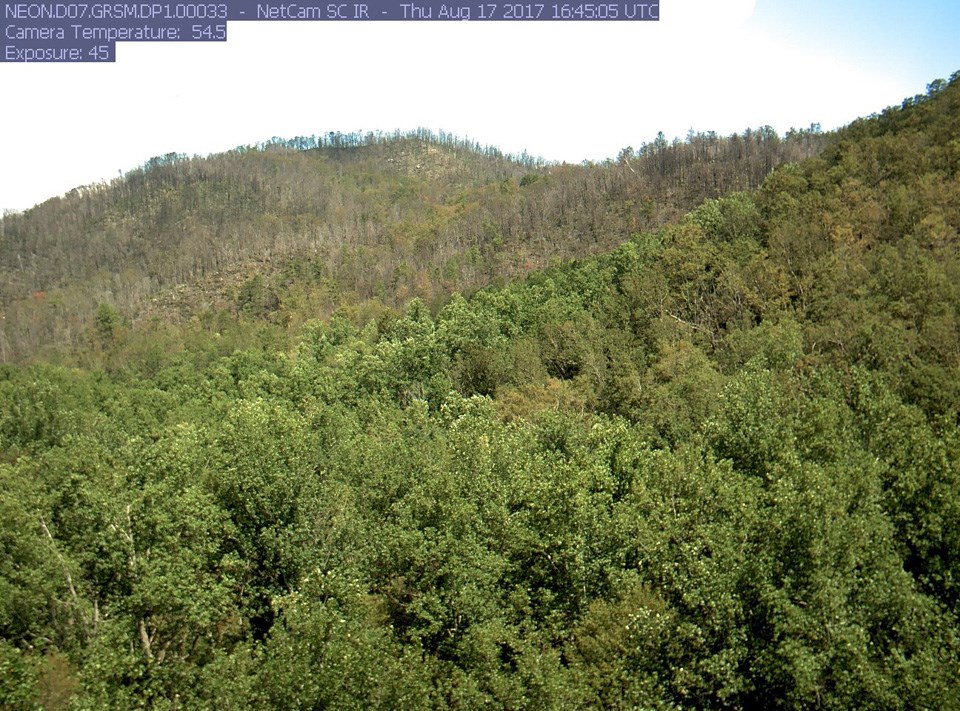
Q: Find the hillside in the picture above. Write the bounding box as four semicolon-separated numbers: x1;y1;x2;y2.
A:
0;126;823;362
1;74;960;709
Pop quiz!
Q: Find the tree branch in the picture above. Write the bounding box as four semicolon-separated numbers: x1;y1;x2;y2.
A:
40;515;92;641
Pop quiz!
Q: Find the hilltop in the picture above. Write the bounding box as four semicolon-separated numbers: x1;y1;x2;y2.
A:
1;74;959;709
0;126;822;362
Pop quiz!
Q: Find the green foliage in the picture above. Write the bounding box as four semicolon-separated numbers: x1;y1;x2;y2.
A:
256;586;436;710
236;275;281;318
2;74;960;708
93;302;123;347
0;640;39;710
1;123;825;364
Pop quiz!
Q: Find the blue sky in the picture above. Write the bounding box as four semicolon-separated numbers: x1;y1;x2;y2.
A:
752;0;960;81
1;0;958;213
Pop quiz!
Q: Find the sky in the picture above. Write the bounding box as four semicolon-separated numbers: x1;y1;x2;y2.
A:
1;0;959;213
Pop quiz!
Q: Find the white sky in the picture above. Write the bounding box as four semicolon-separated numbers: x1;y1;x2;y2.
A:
2;0;958;213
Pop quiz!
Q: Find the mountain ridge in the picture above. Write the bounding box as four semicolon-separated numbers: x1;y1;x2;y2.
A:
1;73;959;709
1;126;824;362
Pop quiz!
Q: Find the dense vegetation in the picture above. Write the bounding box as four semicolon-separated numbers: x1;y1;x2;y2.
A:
0;126;822;363
1;74;959;708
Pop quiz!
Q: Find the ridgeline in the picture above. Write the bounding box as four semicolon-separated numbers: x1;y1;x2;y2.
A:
1;76;959;709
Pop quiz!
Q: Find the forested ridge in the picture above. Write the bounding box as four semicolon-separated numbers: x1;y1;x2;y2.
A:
0;124;822;363
2;74;960;709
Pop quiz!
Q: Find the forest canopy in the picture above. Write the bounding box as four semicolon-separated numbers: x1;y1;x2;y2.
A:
1;74;959;709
